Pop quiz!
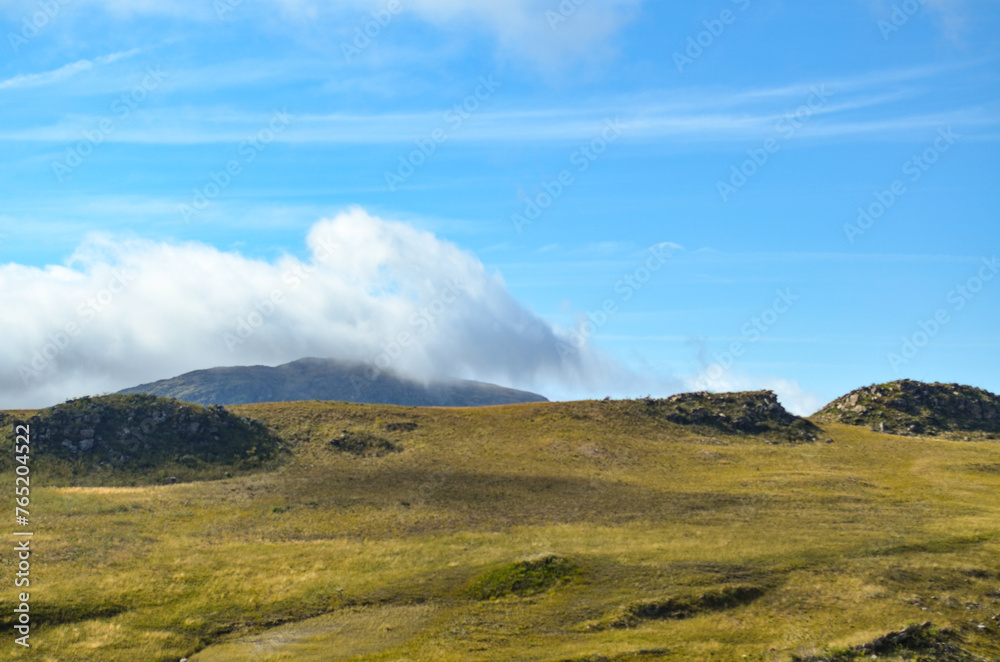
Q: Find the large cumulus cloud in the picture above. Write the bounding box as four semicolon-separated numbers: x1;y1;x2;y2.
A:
1;207;656;408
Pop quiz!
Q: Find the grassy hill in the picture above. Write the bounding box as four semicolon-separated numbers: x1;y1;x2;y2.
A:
0;394;998;661
815;380;1000;440
118;357;549;407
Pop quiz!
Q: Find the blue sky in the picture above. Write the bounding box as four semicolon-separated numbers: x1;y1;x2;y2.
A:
1;0;998;412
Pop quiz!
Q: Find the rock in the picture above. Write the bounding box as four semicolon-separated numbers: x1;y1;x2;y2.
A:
79;438;94;452
80;429;95;439
815;380;1000;440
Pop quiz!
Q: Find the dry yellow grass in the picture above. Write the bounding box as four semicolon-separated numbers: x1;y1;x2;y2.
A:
0;400;998;661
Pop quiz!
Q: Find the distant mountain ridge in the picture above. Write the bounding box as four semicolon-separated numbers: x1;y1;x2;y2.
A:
118;357;549;407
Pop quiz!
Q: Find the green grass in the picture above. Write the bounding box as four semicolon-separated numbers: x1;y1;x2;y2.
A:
0;399;998;660
466;554;580;600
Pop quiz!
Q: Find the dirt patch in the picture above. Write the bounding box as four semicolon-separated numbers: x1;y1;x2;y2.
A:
328;430;402;457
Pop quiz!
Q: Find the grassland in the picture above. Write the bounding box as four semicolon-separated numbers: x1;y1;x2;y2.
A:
1;399;998;661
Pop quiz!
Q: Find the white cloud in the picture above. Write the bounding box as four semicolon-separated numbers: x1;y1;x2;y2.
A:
6;61;995;145
0;208;661;408
393;0;641;66
17;0;639;65
0;49;141;91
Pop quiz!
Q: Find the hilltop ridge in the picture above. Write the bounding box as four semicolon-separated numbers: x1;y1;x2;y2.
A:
814;379;1000;439
118;357;548;407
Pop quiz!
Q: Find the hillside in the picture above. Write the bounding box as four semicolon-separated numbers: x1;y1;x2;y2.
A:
0;394;282;485
1;392;998;661
118;357;548;407
814;380;1000;440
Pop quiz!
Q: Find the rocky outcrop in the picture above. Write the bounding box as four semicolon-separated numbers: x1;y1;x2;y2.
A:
17;394;282;469
639;391;822;442
792;621;988;661
815;380;1000;439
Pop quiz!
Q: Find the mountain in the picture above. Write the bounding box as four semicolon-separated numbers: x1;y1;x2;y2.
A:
814;379;1000;439
117;357;549;407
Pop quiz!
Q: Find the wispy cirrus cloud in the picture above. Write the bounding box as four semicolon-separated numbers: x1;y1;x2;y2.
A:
4;0;641;66
1;61;996;145
0;49;141;91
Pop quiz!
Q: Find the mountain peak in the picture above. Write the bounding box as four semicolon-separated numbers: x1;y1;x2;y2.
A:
118;358;548;407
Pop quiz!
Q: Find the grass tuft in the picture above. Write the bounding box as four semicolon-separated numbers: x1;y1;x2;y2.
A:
466;554;580;600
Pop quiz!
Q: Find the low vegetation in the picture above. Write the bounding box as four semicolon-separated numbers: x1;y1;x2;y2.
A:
466;554;580;600
0;386;997;660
